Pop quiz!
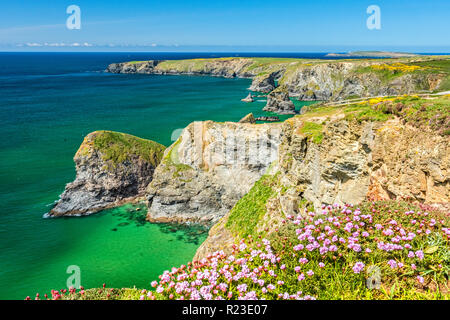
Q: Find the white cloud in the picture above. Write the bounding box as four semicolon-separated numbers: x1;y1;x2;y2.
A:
26;42;43;47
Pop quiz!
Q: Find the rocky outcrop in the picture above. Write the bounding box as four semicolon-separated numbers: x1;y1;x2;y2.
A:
275;116;449;214
248;72;277;93
238;113;256;123
48;131;165;217
106;57;449;103
263;87;296;114
146;121;283;224
106;60;161;74
255;116;280;122
241;93;254;103
194;98;450;259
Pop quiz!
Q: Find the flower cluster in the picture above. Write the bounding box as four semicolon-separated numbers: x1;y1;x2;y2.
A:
371;63;424;73
31;201;448;300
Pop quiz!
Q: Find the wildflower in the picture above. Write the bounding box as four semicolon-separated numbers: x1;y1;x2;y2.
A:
387;260;397;269
417;276;424;284
415;250;424;261
319;262;325;268
297;273;305;281
307;270;314;277
352;262;365;274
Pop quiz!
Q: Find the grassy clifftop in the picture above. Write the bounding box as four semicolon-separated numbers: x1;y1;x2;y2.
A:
76;130;166;167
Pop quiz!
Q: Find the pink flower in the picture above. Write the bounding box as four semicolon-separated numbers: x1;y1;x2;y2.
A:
387;260;397;269
319;262;325;268
415;250;424;260
352;261;365;274
307;270;314;277
297;273;305;281
417;276;424;284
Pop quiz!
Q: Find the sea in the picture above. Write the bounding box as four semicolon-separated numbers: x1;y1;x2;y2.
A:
0;51;389;299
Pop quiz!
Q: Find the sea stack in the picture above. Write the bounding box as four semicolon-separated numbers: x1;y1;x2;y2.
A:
241;93;254;102
263;87;296;114
238;113;256;124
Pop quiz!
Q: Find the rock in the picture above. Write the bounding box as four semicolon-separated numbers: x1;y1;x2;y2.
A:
194;114;450;259
241;93;254;103
105;60;161;74
48;131;165;217
263;87;296;114
249;72;277;93
255;116;280;122
238;113;256;124
277;116;449;211
299;106;309;115
146;120;283;224
106;57;445;101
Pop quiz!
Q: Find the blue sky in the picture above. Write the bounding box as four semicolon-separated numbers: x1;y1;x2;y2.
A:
0;0;449;52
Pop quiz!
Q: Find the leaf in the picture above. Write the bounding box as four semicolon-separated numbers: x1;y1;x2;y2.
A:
424;246;439;254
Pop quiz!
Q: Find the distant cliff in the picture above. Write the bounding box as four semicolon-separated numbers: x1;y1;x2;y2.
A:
48;131;165;217
106;56;450;113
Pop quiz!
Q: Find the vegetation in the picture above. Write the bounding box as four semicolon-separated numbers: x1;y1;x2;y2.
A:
225;174;278;238
162;137;193;176
299;94;450;135
77;130;166;167
297;122;324;144
35;200;448;300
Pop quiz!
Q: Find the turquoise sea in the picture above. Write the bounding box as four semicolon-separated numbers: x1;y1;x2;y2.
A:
0;52;317;299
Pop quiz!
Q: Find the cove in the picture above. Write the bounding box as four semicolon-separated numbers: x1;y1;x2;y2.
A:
0;52;315;299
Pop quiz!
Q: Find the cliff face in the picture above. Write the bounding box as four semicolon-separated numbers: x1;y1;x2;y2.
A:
106;57;449;104
48;131;165;217
194;95;450;260
146;120;282;224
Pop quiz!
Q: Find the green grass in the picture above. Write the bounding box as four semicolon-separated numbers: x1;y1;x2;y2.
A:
162;137;193;176
298;121;324;144
225;174;278;238
86;130;166;167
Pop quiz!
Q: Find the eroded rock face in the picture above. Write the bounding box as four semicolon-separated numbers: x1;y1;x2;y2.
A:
263;88;296;114
194;116;449;260
282;62;437;101
146;121;283;224
48;131;165;217
248;72;277;93
277;117;449;214
106;58;445;103
106;60;161;74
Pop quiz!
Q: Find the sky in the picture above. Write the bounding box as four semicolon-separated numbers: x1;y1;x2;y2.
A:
0;0;449;52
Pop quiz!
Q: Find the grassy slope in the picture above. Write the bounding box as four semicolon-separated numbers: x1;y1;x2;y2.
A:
77;130;166;167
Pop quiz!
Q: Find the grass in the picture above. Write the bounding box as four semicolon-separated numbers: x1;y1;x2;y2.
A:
299;94;450;135
297;122;324;144
32;199;449;300
225;174;278;238
78;130;166;168
162;137;193;176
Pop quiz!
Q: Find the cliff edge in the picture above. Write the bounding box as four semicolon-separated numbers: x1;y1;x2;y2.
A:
48;130;165;217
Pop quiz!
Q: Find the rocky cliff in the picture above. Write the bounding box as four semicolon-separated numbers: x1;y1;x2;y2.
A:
106;56;450;106
194;94;450;260
48;131;165;217
146;120;283;224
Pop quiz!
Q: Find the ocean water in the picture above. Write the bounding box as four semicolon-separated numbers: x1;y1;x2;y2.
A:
0;52;317;299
